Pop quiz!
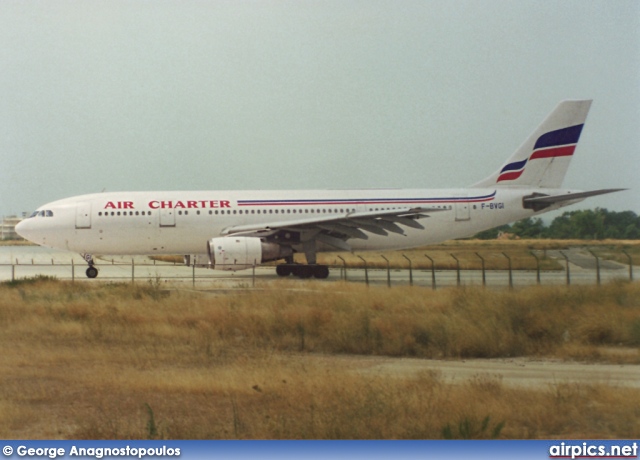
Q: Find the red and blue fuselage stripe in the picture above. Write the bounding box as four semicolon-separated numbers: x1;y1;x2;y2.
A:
238;191;496;207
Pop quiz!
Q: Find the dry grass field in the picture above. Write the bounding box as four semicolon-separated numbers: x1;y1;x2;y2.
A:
0;277;639;439
0;240;33;246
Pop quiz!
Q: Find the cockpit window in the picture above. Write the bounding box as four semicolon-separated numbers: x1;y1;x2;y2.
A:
29;210;54;218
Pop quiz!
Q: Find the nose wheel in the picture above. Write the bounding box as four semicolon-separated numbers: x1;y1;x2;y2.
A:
86;266;99;278
82;254;99;279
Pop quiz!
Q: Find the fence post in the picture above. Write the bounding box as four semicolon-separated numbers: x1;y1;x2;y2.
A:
588;249;601;285
11;264;15;282
357;255;369;286
559;251;570;285
71;259;75;283
475;252;486;287
337;255;347;281
402;254;413;286
425;254;436;290
381;255;391;287
192;261;196;288
132;259;135;284
530;251;541;285
622;250;633;281
450;253;461;287
252;260;256;288
502;252;513;289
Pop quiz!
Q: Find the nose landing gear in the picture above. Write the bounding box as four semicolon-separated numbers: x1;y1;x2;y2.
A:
82;254;99;278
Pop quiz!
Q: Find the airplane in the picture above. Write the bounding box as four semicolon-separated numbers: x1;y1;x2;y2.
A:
16;100;624;279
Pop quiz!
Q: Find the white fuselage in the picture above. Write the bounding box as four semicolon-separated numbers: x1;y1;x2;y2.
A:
16;187;578;257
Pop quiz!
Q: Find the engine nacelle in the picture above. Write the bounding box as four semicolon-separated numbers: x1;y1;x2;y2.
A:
207;237;292;271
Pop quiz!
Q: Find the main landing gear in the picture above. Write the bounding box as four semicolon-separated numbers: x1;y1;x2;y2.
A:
82;254;99;279
276;264;330;279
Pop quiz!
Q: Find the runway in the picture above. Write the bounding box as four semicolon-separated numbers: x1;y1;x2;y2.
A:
313;354;640;389
0;246;634;288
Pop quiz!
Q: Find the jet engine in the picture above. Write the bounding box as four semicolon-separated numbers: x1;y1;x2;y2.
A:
207;237;292;271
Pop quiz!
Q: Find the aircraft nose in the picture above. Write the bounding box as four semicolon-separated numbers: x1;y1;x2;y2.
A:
15;219;32;241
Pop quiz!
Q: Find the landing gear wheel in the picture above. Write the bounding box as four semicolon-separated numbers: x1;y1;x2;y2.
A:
86;266;98;279
313;265;330;279
276;264;292;277
278;264;329;279
296;265;314;279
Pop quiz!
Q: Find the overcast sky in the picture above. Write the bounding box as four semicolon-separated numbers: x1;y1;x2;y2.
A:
1;0;638;219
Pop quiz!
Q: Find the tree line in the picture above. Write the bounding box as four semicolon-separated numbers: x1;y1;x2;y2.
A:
475;208;640;240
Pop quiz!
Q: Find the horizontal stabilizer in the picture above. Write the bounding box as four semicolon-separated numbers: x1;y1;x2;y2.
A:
522;188;626;211
523;188;626;205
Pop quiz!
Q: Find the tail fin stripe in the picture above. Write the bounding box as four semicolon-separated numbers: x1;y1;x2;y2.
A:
533;124;584;150
500;158;528;174
530;145;576;160
497;170;525;182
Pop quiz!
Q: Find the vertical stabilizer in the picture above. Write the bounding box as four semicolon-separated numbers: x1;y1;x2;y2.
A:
472;100;592;188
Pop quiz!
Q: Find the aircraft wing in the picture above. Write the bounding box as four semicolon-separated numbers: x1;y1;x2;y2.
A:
220;206;450;251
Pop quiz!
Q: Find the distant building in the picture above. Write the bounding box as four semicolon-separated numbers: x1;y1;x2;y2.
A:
496;231;520;240
1;214;25;240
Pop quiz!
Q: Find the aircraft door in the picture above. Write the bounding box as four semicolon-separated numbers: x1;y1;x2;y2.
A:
454;193;471;221
75;202;92;229
159;208;176;227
